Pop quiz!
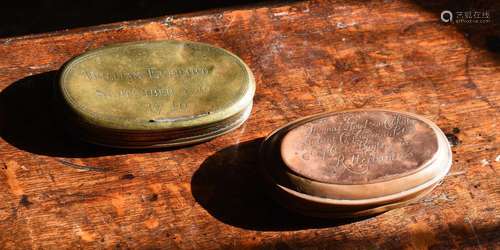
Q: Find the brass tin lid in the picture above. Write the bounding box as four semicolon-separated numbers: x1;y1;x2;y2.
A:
259;109;452;218
57;40;255;148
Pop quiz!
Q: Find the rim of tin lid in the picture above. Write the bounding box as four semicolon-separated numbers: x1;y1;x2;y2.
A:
268;179;441;218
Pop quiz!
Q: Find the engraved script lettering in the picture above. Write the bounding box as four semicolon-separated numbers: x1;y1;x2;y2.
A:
81;66;211;82
299;113;418;174
282;111;439;184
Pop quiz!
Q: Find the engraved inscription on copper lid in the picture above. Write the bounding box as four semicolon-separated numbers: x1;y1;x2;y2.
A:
280;110;439;185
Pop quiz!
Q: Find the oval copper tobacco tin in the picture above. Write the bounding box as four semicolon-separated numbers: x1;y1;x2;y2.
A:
259;109;452;218
57;40;255;148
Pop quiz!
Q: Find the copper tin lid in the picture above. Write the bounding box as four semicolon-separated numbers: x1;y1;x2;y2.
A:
57;40;255;148
259;109;452;218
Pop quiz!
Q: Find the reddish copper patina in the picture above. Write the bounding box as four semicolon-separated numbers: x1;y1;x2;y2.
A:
280;110;439;184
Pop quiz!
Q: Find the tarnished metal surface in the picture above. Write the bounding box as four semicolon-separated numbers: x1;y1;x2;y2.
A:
280;110;439;184
260;109;452;218
57;40;255;147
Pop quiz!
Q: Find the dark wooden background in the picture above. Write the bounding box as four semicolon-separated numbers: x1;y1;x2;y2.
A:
0;0;499;249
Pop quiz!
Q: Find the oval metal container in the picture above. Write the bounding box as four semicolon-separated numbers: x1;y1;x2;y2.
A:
57;40;255;148
259;109;452;218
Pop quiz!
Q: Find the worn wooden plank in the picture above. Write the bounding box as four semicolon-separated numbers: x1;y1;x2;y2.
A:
0;0;499;249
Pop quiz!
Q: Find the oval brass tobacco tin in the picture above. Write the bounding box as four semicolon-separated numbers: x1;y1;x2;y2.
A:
259;109;452;218
57;40;255;148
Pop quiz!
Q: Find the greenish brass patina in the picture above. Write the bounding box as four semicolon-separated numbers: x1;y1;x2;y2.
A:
58;40;255;148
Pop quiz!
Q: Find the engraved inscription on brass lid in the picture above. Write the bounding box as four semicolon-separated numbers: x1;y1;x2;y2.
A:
57;40;255;148
59;40;255;131
280;110;439;184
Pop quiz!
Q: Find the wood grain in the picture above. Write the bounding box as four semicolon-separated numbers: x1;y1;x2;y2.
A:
0;0;499;249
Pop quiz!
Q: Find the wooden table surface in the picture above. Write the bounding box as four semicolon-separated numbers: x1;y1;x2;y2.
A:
0;0;499;249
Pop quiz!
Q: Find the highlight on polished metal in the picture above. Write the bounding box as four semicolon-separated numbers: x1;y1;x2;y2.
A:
56;40;255;148
259;109;452;218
